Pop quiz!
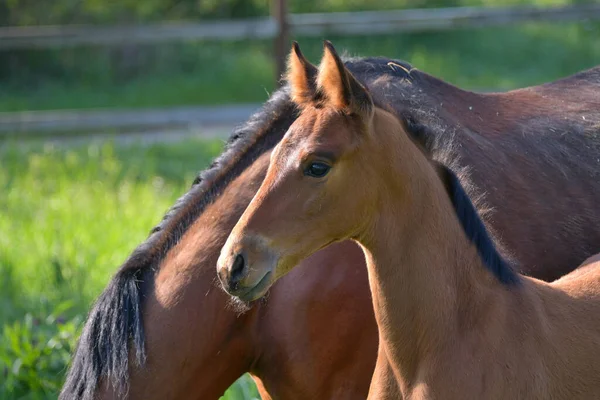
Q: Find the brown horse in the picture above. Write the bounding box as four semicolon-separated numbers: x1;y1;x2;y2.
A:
218;41;600;399
61;46;600;398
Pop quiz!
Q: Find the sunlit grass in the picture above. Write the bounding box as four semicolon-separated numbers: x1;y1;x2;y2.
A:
0;138;260;399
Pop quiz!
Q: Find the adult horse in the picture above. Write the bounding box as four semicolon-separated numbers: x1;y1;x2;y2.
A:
61;45;600;399
217;41;600;399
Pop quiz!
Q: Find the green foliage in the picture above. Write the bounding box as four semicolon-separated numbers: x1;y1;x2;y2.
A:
0;0;589;26
1;21;599;111
0;139;261;399
0;140;212;322
0;0;266;26
0;303;81;399
0;41;276;110
221;375;262;400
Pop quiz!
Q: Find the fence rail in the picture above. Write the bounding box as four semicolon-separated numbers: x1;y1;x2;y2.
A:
0;104;260;135
1;3;599;135
1;4;599;50
0;19;277;50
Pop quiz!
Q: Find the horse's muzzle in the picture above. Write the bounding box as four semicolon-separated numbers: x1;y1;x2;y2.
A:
217;235;277;302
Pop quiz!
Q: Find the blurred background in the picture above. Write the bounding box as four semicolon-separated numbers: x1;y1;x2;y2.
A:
1;0;599;398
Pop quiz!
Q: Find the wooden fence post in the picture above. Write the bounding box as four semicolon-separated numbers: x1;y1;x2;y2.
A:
271;0;289;87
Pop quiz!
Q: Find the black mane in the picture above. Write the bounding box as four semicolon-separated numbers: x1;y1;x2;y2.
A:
439;165;520;285
344;57;519;284
60;89;297;399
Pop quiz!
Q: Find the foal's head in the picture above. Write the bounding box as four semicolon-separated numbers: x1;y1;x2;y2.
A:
217;41;421;301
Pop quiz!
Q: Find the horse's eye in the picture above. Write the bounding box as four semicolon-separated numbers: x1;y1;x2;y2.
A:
304;162;331;178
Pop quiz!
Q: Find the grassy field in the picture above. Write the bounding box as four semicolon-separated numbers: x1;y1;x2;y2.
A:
0;138;260;399
1;19;599;398
1;21;599;111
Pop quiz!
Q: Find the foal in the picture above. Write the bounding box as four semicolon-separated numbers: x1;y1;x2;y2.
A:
217;42;600;399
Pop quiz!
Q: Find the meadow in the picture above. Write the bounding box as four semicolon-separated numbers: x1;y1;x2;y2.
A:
0;139;260;399
1;18;600;399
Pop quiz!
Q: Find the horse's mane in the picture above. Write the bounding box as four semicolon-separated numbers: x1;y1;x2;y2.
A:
357;75;519;284
60;88;297;399
437;164;520;285
340;56;521;285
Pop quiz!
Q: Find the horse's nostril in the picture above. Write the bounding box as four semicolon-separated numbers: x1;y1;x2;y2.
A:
230;253;246;283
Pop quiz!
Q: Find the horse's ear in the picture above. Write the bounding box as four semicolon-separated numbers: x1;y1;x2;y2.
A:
317;41;373;118
287;42;318;107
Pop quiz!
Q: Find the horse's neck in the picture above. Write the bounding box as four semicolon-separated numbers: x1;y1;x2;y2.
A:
357;147;509;390
147;153;272;397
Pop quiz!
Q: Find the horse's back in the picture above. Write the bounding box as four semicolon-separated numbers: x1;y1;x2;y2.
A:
552;252;600;293
532;254;600;397
451;70;600;280
535;65;600;98
580;253;600;267
536;253;600;348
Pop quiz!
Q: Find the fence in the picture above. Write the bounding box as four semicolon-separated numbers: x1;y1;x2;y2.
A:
1;3;600;135
0;104;259;135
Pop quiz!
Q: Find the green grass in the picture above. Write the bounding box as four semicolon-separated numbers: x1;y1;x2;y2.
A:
1;18;599;397
1;21;599;112
0;138;261;399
